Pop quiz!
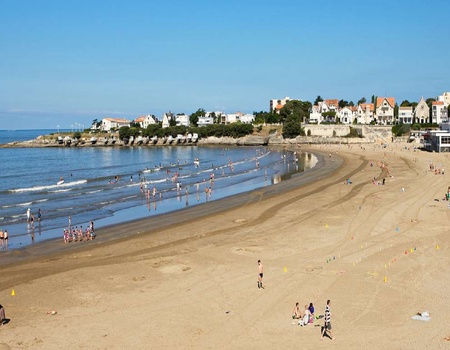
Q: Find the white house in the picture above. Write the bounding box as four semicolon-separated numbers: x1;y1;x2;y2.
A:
376;97;395;124
197;115;215;127
219;112;254;125
356;103;375;124
161;112;175;128
239;113;255;124
338;106;356;124
414;97;429;124
432;101;448;124
101;117;131;131
175;113;190;127
398;106;413;124
308;104;322;124
135;114;158;128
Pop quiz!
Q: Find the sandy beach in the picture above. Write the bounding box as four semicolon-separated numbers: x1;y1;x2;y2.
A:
1;142;449;349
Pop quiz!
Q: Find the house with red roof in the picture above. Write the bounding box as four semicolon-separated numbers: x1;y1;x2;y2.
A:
375;97;396;124
101;117;131;131
356;103;375;124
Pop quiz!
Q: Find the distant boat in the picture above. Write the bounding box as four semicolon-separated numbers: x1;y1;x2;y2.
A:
151;136;158;144
167;135;174;144
192;133;199;143
90;137;98;145
186;133;192;143
194;157;200;166
57;136;64;145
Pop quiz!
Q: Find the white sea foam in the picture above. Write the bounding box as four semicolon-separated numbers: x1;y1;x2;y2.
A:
11;180;88;193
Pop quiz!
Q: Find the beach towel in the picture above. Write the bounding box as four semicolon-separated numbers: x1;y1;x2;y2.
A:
411;311;430;321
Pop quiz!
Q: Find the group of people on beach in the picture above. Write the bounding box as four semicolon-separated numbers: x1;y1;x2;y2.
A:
257;259;335;340
63;221;95;243
26;207;42;228
0;228;9;251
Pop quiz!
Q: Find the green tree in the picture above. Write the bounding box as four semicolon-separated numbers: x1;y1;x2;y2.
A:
338;99;349;108
282;116;304;138
357;97;366;105
314;95;323;105
400;100;411;106
189;108;205;127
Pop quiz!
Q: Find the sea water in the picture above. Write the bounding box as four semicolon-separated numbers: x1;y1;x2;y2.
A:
0;130;317;250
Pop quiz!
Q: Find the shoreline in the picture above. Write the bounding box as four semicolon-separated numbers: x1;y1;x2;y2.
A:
0;146;341;268
1;142;448;349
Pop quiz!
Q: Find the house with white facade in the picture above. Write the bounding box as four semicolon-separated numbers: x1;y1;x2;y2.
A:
356;103;375;124
398;106;413;124
414;97;429;124
308;104;322;124
376;97;395;124
101;117;131;131
322;99;339;113
338;106;356;124
221;112;255;124
161;112;175;128
432;101;448;124
308;99;339;124
175;113;190;127
197;115;215;127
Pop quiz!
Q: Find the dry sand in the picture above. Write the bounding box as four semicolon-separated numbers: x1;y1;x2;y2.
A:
0;143;449;349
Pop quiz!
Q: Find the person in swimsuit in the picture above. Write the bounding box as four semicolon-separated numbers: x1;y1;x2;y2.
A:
257;260;264;289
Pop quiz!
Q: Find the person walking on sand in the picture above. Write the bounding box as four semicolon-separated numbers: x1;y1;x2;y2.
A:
257;260;264;289
321;299;335;340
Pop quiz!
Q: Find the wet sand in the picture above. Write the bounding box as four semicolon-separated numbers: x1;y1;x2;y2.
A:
0;143;449;349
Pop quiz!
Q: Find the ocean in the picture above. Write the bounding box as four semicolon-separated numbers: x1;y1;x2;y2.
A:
0;129;318;250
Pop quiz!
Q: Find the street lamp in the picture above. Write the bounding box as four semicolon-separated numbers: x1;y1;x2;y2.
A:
57;125;60;134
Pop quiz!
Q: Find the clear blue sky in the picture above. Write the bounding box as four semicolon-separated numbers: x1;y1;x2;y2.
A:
1;0;449;129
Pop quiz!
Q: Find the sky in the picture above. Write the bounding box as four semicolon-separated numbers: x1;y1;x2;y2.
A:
1;0;449;130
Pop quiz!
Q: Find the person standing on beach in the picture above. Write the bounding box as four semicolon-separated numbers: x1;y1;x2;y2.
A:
37;208;42;223
68;216;72;228
257;260;264;289
321;299;335;340
3;230;8;250
0;229;4;249
26;208;31;222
